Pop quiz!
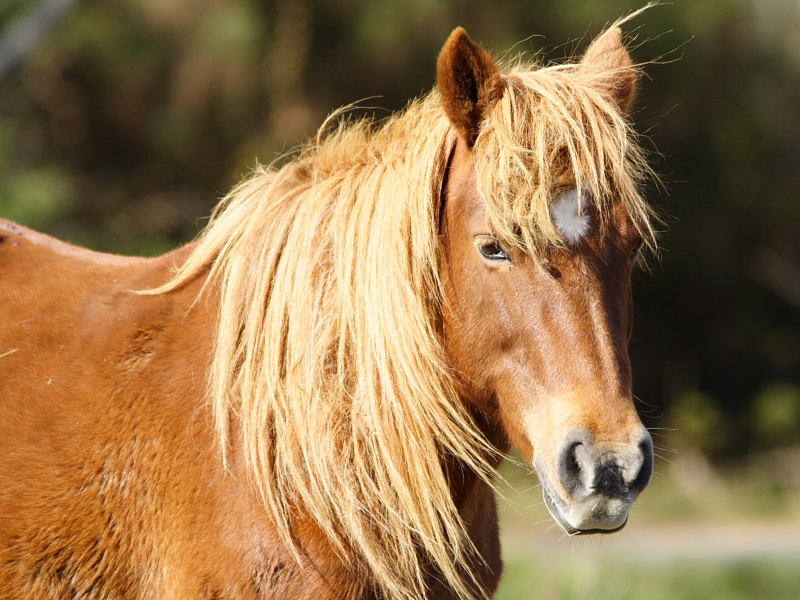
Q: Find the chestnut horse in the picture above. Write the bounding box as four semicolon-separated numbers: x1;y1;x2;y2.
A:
0;21;656;600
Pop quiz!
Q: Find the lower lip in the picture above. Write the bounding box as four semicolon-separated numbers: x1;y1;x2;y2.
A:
571;520;628;535
542;488;629;535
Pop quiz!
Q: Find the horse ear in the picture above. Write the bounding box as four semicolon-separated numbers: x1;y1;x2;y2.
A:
580;27;638;114
437;27;502;146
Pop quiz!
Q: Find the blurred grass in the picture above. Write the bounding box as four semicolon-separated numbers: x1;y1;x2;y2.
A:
497;557;800;600
495;454;800;600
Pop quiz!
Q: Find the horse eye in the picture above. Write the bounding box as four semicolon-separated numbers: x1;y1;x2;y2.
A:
478;239;510;261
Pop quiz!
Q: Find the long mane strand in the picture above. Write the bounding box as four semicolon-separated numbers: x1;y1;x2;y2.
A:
153;40;658;600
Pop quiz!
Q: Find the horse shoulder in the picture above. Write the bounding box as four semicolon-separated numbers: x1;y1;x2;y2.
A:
0;222;328;599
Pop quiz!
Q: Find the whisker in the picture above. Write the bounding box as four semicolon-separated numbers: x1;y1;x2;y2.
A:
653;453;676;466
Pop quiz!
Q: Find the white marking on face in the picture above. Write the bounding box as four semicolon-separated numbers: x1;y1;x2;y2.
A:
552;188;590;244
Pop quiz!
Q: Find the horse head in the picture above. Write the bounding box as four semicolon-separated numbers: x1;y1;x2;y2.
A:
438;27;654;535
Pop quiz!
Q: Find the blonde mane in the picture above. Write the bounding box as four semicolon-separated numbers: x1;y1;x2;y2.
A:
155;38;656;600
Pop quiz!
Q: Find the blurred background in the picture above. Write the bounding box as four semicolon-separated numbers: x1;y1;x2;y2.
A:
2;0;800;597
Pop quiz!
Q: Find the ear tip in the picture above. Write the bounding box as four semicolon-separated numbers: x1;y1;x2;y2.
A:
440;27;478;61
583;27;636;74
606;27;624;42
589;27;624;52
441;27;470;50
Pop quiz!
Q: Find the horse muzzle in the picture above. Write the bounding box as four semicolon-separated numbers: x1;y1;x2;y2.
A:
535;429;653;535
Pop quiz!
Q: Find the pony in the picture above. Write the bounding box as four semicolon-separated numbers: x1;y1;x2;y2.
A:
0;18;657;600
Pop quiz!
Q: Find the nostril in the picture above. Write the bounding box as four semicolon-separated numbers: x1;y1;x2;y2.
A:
630;434;654;495
566;442;582;480
557;441;584;496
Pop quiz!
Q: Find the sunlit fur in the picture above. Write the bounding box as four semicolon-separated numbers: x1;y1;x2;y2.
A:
152;26;658;600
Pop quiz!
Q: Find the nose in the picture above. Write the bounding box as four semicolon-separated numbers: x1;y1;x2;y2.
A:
557;429;653;501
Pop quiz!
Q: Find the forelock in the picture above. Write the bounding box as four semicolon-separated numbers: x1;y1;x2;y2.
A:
472;61;657;258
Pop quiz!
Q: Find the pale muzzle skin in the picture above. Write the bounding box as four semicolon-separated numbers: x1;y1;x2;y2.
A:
532;412;653;535
440;139;653;536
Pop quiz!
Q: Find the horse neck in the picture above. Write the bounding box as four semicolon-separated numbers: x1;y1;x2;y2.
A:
447;403;507;507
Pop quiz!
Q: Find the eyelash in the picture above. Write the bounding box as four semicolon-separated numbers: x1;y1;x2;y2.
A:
478;238;510;261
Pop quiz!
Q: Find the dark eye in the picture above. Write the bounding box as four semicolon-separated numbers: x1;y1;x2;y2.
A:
628;239;644;265
478;238;510;261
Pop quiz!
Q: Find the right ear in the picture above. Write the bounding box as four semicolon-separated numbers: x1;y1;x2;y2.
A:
437;27;502;146
580;27;638;114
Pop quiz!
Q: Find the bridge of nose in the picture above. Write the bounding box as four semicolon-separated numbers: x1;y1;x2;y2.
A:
523;250;635;400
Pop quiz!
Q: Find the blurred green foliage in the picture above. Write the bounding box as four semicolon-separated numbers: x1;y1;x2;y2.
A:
752;381;800;444
668;389;728;453
1;0;800;455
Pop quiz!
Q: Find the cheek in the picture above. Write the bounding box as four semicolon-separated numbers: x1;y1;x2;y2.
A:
441;263;521;398
461;270;518;353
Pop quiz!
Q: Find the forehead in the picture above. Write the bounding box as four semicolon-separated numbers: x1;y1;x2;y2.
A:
447;141;640;245
551;189;589;244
